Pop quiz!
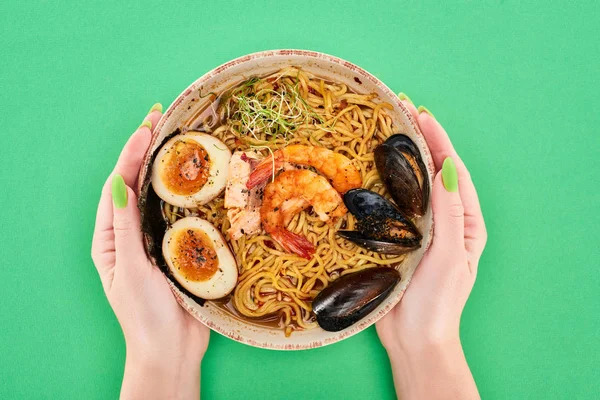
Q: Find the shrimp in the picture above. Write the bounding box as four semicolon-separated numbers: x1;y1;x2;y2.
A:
247;145;362;193
261;169;348;259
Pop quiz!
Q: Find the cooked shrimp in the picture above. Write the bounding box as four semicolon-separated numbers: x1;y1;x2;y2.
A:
261;169;348;259
247;145;362;193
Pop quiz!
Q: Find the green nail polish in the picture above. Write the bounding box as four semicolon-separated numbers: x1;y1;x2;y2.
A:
418;105;435;118
398;92;413;104
442;157;458;192
138;120;152;130
149;102;163;113
111;174;128;208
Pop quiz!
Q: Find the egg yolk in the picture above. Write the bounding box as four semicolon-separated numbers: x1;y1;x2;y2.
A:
161;139;211;195
169;228;219;282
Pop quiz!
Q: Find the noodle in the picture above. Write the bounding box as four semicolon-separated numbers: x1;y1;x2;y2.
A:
163;67;405;336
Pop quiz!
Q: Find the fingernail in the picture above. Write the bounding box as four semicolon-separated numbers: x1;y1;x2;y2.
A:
442;157;458;192
149;102;163;113
111;174;128;208
398;92;413;105
417;105;435;118
138;120;152;130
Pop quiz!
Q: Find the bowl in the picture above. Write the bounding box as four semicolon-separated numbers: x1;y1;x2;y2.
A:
138;50;434;350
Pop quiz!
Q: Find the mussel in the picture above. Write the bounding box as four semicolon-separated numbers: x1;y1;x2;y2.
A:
336;231;421;255
337;189;421;255
312;267;401;332
375;134;429;218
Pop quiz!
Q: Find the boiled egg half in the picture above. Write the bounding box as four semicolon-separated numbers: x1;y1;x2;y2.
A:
162;217;238;300
152;131;231;208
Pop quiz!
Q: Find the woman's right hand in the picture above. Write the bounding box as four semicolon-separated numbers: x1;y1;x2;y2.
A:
376;96;487;400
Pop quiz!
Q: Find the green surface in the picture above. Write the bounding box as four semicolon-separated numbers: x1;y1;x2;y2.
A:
1;1;599;399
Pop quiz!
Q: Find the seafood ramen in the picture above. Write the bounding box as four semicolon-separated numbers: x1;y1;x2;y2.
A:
141;67;430;336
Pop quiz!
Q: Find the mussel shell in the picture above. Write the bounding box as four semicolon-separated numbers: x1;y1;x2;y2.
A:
343;189;421;241
385;134;430;215
375;136;429;217
313;267;401;332
385;134;421;160
337;231;420;255
344;188;395;219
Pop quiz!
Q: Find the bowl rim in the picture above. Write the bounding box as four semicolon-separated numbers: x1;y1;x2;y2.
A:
138;49;434;350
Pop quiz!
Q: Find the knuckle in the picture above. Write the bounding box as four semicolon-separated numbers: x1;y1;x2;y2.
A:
448;203;464;218
468;259;479;278
113;217;133;237
91;243;100;263
113;229;131;240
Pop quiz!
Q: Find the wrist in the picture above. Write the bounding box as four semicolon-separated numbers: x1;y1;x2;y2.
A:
124;325;207;370
126;347;202;373
385;337;479;400
121;344;203;400
126;339;205;369
386;334;462;364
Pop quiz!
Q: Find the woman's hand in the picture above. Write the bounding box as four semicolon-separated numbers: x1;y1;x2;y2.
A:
376;96;487;400
91;104;210;400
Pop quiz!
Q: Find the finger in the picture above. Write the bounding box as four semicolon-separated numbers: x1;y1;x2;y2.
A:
430;162;464;252
416;110;456;170
145;103;163;127
111;176;146;263
417;110;486;264
92;103;161;235
113;116;157;192
91;104;161;285
461;180;487;269
91;112;157;258
397;92;419;122
91;180;116;291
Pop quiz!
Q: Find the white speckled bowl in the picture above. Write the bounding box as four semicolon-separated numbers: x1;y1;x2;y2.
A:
138;50;434;350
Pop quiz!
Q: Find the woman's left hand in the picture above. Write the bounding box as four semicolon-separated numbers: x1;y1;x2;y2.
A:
91;104;209;399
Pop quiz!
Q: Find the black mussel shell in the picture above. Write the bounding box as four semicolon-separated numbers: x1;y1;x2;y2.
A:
344;188;396;219
385;134;422;161
385;134;430;215
337;231;421;255
374;143;423;218
343;189;421;242
375;135;429;217
313;267;401;332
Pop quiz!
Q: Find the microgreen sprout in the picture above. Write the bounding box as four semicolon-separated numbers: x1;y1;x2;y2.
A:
220;77;331;144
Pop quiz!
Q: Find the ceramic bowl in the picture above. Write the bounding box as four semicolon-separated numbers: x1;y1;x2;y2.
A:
138;50;434;350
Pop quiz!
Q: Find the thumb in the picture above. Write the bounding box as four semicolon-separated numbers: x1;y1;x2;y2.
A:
111;174;145;258
431;157;464;247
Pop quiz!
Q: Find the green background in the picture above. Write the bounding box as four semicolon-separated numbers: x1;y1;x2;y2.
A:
1;1;598;399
